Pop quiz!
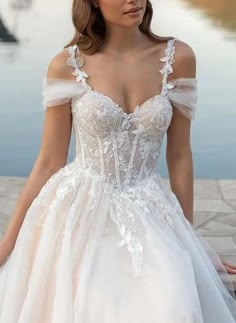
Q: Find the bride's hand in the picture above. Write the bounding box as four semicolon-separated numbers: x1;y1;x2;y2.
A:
219;258;236;274
0;240;13;267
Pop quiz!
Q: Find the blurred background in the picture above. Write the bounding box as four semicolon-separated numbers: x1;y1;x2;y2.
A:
0;0;235;179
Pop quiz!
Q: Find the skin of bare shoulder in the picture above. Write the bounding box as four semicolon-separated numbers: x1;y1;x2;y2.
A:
171;39;196;80
39;49;73;170
46;48;75;81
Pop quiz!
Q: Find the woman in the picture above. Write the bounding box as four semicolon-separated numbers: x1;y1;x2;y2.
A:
0;0;236;322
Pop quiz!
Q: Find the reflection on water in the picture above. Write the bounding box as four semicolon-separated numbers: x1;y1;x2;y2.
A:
0;14;18;42
10;0;32;10
0;0;235;179
0;0;33;43
183;0;236;37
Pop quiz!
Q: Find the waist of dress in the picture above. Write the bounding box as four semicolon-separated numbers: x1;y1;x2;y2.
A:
68;156;162;193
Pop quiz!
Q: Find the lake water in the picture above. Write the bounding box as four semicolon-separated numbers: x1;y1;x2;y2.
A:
0;0;236;179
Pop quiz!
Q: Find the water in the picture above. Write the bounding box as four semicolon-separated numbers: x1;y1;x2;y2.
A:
0;0;235;179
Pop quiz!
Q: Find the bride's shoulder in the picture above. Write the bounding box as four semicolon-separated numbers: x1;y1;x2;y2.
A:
173;38;196;60
46;47;74;80
172;38;197;79
154;36;196;65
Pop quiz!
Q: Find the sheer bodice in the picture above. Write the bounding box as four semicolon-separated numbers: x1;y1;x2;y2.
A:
42;38;197;190
71;93;172;189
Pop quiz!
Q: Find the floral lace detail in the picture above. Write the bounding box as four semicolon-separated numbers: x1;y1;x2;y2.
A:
71;97;170;189
110;199;144;278
159;38;177;96
66;39;177;111
62;40;177;278
66;45;92;91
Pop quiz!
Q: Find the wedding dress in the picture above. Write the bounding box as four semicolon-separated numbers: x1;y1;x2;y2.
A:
0;38;236;323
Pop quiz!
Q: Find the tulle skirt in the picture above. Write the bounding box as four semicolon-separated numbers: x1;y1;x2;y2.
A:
0;159;236;323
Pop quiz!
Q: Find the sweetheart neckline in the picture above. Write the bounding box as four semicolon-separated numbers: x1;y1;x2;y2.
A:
65;39;177;117
72;43;171;117
74;70;167;117
87;88;167;117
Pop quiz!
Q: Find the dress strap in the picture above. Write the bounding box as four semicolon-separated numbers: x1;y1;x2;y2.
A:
65;45;91;90
159;38;177;96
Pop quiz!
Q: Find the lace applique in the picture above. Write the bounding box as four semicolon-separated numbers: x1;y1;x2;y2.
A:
110;199;144;278
158;38;198;120
159;38;177;97
59;40;178;279
66;45;92;91
33;163;81;229
55;175;81;201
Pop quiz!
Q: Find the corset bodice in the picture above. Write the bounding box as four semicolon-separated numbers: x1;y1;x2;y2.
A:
71;89;173;189
42;38;197;191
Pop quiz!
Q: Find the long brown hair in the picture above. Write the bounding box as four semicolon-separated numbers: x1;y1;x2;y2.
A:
64;0;174;54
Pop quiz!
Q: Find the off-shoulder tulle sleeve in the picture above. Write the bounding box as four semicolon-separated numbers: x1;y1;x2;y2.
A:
167;78;198;120
42;77;86;109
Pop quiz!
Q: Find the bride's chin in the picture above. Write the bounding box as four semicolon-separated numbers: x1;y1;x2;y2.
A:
121;18;144;27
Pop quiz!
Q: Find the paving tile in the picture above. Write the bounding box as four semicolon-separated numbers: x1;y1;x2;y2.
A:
193;212;218;228
0;211;10;240
194;179;222;199
0;197;19;217
203;237;236;256
217;214;236;227
226;201;236;212
0;176;26;192
220;255;236;264
197;220;236;236
218;180;236;200
218;271;236;291
194;199;235;213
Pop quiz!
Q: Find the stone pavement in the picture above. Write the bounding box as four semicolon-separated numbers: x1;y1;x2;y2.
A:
0;176;236;291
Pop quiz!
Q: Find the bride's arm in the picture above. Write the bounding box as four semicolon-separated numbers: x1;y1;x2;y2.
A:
166;40;196;225
1;51;72;255
166;41;236;274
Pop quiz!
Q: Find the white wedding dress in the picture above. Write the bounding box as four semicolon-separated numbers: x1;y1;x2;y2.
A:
0;38;236;323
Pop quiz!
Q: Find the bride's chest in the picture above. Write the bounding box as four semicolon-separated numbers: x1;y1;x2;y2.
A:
71;91;173;137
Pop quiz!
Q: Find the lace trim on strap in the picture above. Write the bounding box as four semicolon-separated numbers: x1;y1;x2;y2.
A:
66;45;92;90
41;45;92;109
159;38;177;97
158;38;198;120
